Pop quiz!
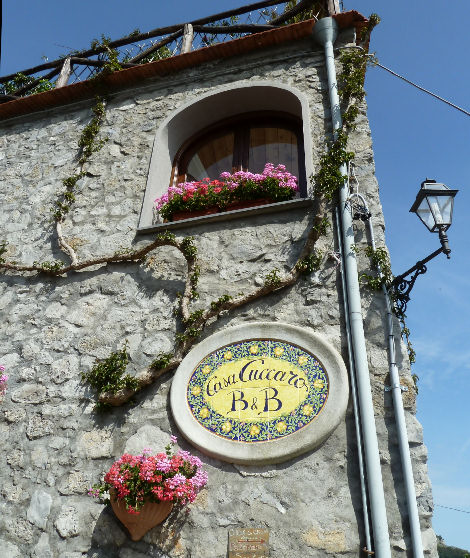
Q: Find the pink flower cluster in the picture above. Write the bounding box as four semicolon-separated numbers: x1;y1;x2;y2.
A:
89;438;208;514
154;178;225;211
153;163;298;219
220;163;298;191
0;366;7;397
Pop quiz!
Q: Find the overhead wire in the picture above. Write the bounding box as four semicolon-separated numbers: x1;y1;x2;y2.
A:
436;504;470;515
336;45;470;118
373;60;470;118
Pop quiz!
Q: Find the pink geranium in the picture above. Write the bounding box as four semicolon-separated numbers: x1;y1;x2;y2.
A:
89;437;208;513
0;366;7;397
154;163;299;221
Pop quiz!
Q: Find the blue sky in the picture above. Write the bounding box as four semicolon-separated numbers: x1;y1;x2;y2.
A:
2;0;469;550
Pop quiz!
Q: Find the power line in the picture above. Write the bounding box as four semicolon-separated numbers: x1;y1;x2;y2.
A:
374;60;470;118
436;504;470;515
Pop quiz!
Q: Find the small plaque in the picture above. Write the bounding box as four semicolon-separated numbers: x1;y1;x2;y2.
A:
228;528;269;558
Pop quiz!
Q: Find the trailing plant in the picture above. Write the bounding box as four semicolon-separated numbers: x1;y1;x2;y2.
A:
53;96;107;222
184;309;204;326
361;246;417;368
210;294;233;312
0;241;7;264
264;268;282;289
91;35;123;76
360;13;381;42
281;0;324;25
82;344;139;410
360;246;393;291
400;322;416;365
312;130;354;200
180;237;197;259
139;46;172;64
312;216;330;237
151;352;174;370
338;49;368;104
32;259;65;273
296;250;323;274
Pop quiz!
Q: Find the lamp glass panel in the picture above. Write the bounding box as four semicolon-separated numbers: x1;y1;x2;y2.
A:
434;194;454;225
415;198;435;231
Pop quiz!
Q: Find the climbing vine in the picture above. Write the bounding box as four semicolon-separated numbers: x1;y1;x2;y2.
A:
361;245;417;369
81;343;139;412
0;15;390;408
0;73;54;96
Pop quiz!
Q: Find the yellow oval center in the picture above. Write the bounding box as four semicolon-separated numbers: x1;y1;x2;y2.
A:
203;356;309;421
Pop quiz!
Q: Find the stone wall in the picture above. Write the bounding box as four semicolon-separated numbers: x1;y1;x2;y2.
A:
0;32;436;558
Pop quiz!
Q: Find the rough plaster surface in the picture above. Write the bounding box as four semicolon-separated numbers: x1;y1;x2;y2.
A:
0;34;436;557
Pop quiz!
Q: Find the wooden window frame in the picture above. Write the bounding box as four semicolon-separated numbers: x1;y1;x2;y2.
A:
170;111;307;196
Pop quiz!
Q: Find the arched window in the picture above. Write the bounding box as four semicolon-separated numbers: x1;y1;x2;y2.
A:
171;112;306;195
138;83;313;230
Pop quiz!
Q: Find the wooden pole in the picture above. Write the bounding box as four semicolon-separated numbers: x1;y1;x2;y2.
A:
181;24;194;54
326;0;340;15
55;57;72;88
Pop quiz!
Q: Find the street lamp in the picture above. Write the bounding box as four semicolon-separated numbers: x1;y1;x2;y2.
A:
390;179;458;314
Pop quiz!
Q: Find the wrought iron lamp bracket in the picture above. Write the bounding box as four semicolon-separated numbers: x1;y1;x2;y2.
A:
389;246;444;315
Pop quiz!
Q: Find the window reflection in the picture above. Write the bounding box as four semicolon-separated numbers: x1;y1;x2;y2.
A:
249;127;298;177
186;132;234;181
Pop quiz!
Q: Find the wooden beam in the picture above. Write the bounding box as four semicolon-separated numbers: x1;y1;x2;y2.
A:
270;0;318;25
129;30;183;64
69;57;136;68
193;24;274;34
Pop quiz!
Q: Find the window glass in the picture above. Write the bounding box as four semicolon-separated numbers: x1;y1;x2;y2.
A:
175;114;304;194
248;126;298;177
186;131;235;181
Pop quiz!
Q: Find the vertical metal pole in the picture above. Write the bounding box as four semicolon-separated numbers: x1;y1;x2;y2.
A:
313;18;391;557
366;217;425;558
336;207;373;553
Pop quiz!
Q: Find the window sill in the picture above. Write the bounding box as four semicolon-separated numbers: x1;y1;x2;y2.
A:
137;198;313;234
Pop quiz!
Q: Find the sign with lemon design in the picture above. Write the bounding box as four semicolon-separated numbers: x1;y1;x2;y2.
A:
187;340;328;442
171;323;348;464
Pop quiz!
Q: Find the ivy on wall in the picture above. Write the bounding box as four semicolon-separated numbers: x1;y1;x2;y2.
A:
0;16;406;409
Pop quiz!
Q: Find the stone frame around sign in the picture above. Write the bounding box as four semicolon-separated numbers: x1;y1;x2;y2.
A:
170;322;349;464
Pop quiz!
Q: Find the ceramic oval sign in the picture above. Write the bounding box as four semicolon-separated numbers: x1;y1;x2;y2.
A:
171;323;348;464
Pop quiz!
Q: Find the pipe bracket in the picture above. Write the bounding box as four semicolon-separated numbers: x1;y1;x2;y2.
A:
384;384;408;392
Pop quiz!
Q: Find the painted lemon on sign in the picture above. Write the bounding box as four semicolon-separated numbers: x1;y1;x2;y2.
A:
203;356;309;421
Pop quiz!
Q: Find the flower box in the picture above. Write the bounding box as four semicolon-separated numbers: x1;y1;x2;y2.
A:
154;163;298;222
171;207;219;221
225;198;272;211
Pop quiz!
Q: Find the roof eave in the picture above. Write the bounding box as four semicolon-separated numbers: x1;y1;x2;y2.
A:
0;11;368;121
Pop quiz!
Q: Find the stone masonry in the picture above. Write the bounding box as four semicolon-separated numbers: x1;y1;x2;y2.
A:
0;28;437;558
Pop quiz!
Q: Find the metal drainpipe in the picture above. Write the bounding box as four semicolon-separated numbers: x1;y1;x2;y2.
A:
350;190;425;558
335;206;373;553
313;18;391;557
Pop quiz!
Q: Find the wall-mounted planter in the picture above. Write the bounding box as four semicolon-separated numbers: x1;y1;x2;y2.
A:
110;490;173;541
